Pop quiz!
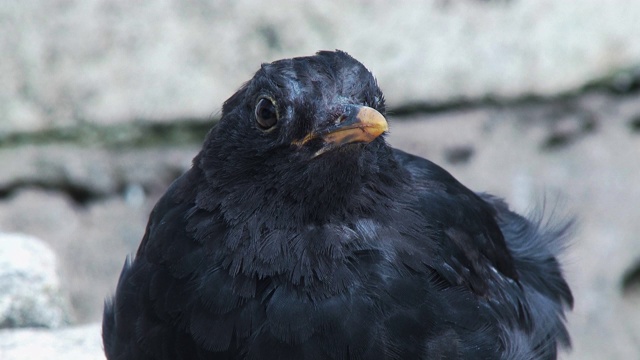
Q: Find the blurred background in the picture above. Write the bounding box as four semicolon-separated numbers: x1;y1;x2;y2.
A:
1;0;639;358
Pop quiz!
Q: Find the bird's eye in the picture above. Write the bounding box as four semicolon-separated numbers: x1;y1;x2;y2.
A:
255;97;278;130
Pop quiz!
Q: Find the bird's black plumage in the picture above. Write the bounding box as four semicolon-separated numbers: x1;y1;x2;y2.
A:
103;50;573;360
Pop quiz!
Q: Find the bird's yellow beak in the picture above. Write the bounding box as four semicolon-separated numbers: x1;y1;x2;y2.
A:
293;105;388;151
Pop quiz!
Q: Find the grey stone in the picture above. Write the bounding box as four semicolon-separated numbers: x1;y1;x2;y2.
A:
0;144;197;202
2;0;640;134
0;190;135;324
0;323;104;360
0;145;118;198
0;142;195;323
0;233;72;329
0;144;195;323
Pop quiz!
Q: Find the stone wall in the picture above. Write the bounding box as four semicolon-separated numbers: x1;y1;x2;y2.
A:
2;0;640;133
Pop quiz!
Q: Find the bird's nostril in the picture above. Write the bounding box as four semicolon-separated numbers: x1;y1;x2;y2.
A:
335;115;346;125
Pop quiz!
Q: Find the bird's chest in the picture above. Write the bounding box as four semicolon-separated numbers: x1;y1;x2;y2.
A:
201;220;406;354
219;217;401;289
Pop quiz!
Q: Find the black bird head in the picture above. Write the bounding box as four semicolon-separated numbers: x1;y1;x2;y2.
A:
196;50;406;225
215;50;387;158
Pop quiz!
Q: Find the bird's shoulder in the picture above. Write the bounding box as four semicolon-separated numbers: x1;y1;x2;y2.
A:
392;148;520;295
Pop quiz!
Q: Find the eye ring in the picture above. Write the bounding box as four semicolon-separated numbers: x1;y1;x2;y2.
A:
254;96;278;130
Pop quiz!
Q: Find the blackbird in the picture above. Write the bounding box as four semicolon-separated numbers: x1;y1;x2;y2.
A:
103;50;572;359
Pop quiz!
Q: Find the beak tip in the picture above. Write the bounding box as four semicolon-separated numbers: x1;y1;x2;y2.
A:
355;106;388;141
